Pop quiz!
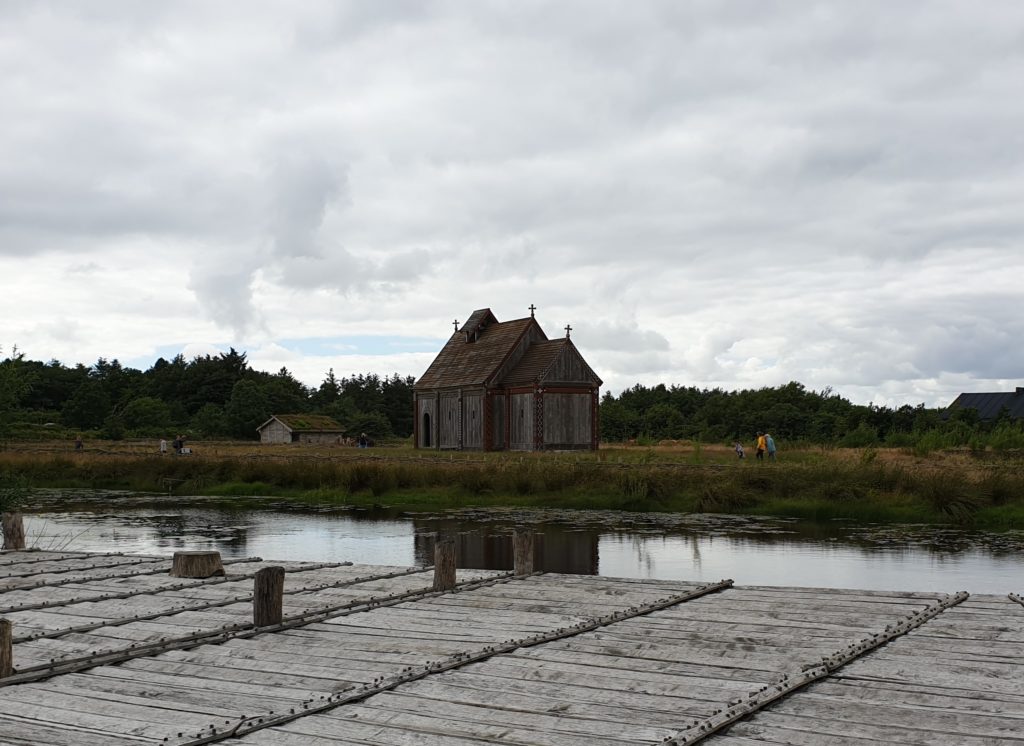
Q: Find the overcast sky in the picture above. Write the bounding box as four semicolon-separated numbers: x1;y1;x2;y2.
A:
2;1;1022;407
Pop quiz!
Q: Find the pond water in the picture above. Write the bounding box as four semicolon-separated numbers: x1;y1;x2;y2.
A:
20;493;1024;594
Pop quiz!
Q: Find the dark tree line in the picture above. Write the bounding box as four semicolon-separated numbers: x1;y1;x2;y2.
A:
1;349;414;440
3;346;1019;448
598;381;1022;448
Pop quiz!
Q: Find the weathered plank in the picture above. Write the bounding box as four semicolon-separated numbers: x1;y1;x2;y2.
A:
2;553;1022;746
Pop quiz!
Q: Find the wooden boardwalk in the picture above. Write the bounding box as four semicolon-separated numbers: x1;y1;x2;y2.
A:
0;550;1021;745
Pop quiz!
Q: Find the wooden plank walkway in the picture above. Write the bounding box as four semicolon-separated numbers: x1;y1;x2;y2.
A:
0;550;1021;745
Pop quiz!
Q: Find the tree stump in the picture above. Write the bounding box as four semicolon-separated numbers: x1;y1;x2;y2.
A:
513;529;534;576
253;566;285;627
1;513;25;551
0;619;12;678
433;535;457;591
169;550;225;578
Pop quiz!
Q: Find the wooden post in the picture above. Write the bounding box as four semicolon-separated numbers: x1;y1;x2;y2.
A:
0;618;12;678
1;512;25;551
513;529;534;576
169;550;225;578
253;566;285;627
433;535;456;591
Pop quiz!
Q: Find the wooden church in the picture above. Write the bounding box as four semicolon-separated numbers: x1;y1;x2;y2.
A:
414;308;603;451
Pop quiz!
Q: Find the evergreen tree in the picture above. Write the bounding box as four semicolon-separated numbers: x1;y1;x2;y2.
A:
224;379;270;439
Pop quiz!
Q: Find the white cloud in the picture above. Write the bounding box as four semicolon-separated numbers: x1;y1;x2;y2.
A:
3;2;1023;406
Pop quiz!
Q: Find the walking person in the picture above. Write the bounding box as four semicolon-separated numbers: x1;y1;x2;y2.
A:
734;441;745;459
766;433;777;461
755;432;766;461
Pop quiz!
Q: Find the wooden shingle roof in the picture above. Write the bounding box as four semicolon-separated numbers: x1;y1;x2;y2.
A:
415;310;539;389
502;340;567;386
502;338;603;387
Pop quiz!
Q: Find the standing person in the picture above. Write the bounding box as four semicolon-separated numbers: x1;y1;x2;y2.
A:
74;435;83;451
172;435;181;454
755;432;766;461
358;432;368;449
734;441;745;459
160;439;168;455
766;433;777;461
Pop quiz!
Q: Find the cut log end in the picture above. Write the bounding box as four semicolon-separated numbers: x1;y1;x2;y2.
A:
169;550;225;578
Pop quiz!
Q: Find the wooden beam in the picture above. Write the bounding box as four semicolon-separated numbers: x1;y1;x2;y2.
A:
663;590;971;745
433;535;456;591
512;530;534;576
253;566;285;627
0;618;12;678
1;512;26;551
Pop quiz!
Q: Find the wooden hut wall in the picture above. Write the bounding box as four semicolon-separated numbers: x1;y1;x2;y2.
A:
510;392;535;450
296;432;345;445
545;345;597;384
462;393;483;449
259;419;291;444
491;394;506;449
542;392;593;448
439;392;460;449
416;395;437;448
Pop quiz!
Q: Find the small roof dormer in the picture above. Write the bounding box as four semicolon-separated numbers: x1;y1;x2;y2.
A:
459;308;498;343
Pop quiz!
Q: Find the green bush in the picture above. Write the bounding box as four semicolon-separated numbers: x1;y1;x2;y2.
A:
838;423;879;448
0;472;31;512
884;431;915;448
913;429;950;456
988;424;1024;452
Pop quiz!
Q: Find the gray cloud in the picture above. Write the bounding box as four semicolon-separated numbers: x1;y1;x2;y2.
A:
2;2;1023;405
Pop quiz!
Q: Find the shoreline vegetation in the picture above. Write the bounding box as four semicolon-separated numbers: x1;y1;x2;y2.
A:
2;440;1023;528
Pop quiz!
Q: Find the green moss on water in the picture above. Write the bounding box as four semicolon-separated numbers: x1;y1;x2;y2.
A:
746;497;939;524
973;504;1024;529
203;481;282;497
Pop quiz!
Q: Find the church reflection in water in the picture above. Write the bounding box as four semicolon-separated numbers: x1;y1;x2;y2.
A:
412;522;599;575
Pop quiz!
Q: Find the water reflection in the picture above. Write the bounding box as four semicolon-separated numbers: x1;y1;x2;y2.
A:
18;493;1024;594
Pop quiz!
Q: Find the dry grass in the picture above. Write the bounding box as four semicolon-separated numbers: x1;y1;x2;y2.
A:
3;438;1022;526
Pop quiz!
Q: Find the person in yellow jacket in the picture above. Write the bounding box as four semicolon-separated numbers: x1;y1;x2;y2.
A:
755;432;767;461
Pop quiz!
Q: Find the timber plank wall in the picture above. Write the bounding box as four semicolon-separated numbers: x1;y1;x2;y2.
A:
0;550;1021;744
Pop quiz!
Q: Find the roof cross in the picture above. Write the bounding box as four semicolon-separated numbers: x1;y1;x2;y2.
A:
452;319;460;332
529;304;537;318
565;324;572;339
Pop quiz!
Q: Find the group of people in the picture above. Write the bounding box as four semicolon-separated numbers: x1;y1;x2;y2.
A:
159;435;189;455
734;432;777;461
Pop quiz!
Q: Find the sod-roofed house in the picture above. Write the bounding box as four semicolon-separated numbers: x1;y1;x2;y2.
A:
257;414;346;445
414;308;602;451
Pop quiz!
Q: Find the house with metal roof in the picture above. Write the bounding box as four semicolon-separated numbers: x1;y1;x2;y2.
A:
945;388;1024;422
257;414;346;445
414;308;602;451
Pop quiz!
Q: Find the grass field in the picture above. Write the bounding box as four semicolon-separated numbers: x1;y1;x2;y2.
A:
2;439;1023;527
